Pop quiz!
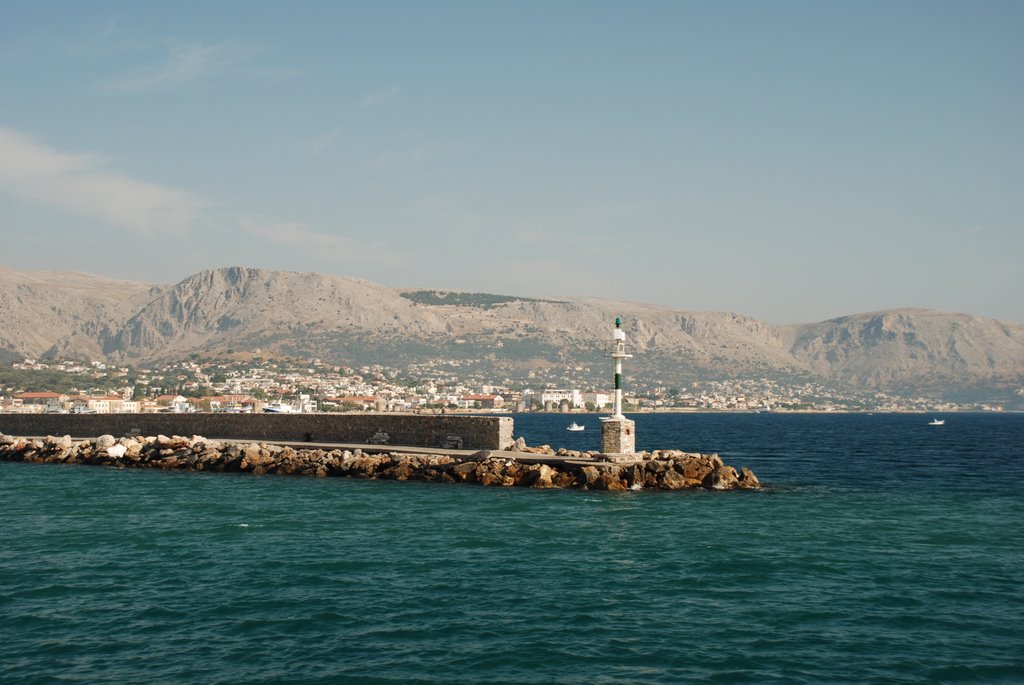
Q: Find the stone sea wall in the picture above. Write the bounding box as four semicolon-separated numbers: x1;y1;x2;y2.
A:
0;433;761;491
0;413;513;451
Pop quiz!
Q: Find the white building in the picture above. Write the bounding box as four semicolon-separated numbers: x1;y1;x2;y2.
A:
581;391;611;409
540;389;583;408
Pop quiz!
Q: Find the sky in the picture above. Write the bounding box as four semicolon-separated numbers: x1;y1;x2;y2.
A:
1;1;1021;324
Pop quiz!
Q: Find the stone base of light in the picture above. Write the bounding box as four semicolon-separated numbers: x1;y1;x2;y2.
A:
601;417;635;455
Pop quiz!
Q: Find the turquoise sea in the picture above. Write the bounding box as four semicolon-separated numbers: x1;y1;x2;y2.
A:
2;413;1022;684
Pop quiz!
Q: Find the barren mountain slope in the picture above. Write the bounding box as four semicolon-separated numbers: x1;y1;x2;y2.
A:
0;268;163;361
1;266;1021;401
785;309;1024;390
468;297;804;376
106;269;804;374
108;267;451;361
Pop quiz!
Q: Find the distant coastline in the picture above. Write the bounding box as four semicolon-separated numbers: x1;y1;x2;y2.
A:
2;266;1022;412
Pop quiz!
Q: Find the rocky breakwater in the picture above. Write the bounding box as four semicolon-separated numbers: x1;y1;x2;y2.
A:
0;433;761;491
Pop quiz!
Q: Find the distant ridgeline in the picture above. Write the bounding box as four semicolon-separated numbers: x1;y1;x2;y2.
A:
400;290;566;309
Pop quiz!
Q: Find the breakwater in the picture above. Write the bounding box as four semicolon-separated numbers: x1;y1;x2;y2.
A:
0;433;761;491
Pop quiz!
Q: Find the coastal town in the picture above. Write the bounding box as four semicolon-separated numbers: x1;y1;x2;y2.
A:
0;355;1009;415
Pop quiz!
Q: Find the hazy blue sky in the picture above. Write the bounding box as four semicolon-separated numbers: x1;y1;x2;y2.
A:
1;1;1021;323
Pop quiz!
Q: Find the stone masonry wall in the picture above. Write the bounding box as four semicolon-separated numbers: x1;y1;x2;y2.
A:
0;413;514;451
601;418;636;454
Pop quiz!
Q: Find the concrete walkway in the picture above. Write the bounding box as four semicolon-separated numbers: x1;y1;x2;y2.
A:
227;440;610;466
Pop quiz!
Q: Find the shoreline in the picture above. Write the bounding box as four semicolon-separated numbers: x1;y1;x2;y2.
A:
445;408;1017;415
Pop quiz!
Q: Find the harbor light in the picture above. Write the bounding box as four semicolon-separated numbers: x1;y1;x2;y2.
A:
601;316;636;456
609;316;632;419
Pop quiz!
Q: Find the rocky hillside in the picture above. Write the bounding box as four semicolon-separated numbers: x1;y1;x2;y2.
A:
2;266;1023;401
0;268;164;363
106;267;449;359
786;310;1024;396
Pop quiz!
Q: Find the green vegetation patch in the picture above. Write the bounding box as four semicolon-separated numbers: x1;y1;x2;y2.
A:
400;290;564;309
0;366;137;394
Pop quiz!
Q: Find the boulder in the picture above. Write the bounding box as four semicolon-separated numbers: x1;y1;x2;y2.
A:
46;435;74;450
552;470;575;488
677;457;714;483
477;462;505;486
156;434;190;449
535;464;556;488
52;447;76;463
387;462;416;481
626;464;646;488
240;443;272;471
703;465;740;490
659;469;688;490
578;465;601;488
521;463;556;488
196;448;224;469
452;461;479;482
737;467;761;489
646;460;667;474
501;462;524;486
432;470;456;484
96;435;117;450
597;471;627;491
349;455;383;476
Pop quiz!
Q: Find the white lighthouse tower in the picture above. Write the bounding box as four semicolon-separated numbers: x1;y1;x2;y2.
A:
601;316;636;456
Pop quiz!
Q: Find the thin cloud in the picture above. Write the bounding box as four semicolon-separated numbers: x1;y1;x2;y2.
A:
359;86;400;108
0;126;203;235
372;140;453;169
514;226;560;246
1;18;131;61
239;217;401;266
298;126;342;156
102;40;249;91
68;18;132;57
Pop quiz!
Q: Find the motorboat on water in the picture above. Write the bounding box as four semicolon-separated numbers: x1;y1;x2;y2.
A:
928;418;945;426
566;422;585;432
263;402;298;414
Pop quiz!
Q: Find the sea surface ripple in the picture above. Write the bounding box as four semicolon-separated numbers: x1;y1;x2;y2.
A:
2;413;1022;683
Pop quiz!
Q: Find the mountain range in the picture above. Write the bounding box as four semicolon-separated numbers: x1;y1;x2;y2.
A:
2;266;1023;405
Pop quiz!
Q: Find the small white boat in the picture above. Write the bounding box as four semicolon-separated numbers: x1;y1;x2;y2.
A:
566;422;585;432
928;418;945;426
263;402;298;414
